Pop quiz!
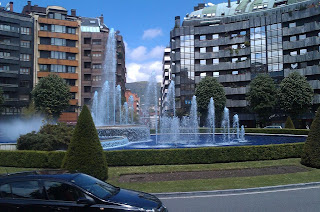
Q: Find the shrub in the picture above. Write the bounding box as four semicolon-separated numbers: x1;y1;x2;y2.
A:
301;107;320;168
0;143;304;168
285;116;295;129
62;105;108;180
17;123;73;151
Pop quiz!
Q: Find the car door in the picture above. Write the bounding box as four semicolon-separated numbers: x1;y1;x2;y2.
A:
43;180;99;212
0;180;49;212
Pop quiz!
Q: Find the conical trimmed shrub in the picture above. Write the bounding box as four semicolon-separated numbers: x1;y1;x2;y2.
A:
62;105;108;180
285;116;295;129
301;107;320;168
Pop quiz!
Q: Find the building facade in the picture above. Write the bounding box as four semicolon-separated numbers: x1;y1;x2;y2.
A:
160;47;172;115
80;16;126;106
169;0;320;126
22;2;81;123
0;2;34;118
125;89;140;114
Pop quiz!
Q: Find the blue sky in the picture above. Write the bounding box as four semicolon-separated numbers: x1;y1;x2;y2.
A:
9;0;225;82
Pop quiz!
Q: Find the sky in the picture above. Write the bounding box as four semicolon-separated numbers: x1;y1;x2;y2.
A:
7;0;225;82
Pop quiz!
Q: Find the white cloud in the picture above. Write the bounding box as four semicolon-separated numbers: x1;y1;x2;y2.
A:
128;45;165;61
142;28;163;40
126;61;162;83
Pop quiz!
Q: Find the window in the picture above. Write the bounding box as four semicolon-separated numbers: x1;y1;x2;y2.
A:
240;31;246;36
51;38;66;46
21;27;30;35
44;181;84;202
20;68;30;75
200;60;206;66
0;38;10;44
212;34;219;39
93;53;102;57
291;63;298;69
19;95;29;101
40;24;49;31
200;73;206;79
200;48;206;53
93;64;102;69
93;75;102;81
92;39;101;45
51;51;66;59
213;72;219;77
240;44;246;49
84;37;91;44
20;40;30;48
0;184;11;198
20;81;30;88
10;181;43;199
67;66;76;73
212;46;219;52
49;13;66;20
289;22;296;28
84;86;91;93
20;54;30;61
200;35;206;41
0;65;9;71
232;45;238;50
67;53;76;60
67;27;76;34
232;58;238;63
232;71;239;75
300;49;307;55
212;58;219;64
0;52;10;58
290;36;296;42
52;25;66;33
231;33;237;38
241;57;247;61
40;64;49;71
51;65;66;73
299;34;306;40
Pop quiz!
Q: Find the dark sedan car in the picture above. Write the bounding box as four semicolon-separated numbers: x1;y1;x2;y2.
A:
0;170;167;212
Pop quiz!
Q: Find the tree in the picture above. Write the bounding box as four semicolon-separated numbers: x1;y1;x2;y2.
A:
21;101;38;118
285;116;295;129
278;72;313;122
301;107;320;168
32;74;71;119
17;123;74;151
247;74;277;127
62;105;108;180
195;77;226;126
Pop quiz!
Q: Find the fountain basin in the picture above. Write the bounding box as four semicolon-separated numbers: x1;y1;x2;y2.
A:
102;134;306;150
97;125;150;142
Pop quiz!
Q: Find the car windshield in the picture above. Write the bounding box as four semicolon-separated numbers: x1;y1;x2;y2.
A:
72;174;119;199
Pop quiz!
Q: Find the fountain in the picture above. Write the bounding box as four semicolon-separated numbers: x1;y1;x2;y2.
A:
221;107;230;143
207;97;215;143
90;28;150;146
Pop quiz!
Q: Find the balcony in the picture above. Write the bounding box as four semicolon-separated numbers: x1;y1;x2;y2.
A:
38;31;79;41
284;51;320;64
37;72;79;79
226;99;248;108
38;45;79;53
0;83;18;88
38;17;78;27
218;73;251;83
38;58;78;66
69;99;78;105
0;70;18;74
283;36;320;50
284;65;320;77
224;86;249;95
196;60;250;72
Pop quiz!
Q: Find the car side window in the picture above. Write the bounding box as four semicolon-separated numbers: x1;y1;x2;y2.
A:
10;181;44;199
0;184;12;198
44;181;84;202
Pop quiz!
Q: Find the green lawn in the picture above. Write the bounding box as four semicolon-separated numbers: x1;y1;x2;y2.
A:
1;158;320;193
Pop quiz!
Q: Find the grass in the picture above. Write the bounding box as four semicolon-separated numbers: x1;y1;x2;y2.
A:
1;158;320;193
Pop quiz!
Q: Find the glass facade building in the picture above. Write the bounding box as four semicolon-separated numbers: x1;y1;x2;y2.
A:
168;0;320;126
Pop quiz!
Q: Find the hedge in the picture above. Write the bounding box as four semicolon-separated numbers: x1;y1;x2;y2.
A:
151;128;309;135
0;143;304;168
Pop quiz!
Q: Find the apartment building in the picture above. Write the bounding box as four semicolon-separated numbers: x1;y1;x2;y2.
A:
160;47;172;115
125;89;140;114
0;2;33;118
169;0;320;126
81;16;126;106
22;1;81;123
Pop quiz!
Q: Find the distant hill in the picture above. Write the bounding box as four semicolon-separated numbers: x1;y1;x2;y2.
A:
126;81;161;105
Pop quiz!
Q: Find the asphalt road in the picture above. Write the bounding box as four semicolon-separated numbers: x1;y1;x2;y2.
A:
157;185;320;212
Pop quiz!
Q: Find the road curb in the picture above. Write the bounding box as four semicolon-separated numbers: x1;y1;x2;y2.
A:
153;182;320;198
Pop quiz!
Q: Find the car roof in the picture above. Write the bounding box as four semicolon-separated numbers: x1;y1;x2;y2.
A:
0;170;80;183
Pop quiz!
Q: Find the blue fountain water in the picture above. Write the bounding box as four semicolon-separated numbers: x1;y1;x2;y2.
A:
207;97;215;143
